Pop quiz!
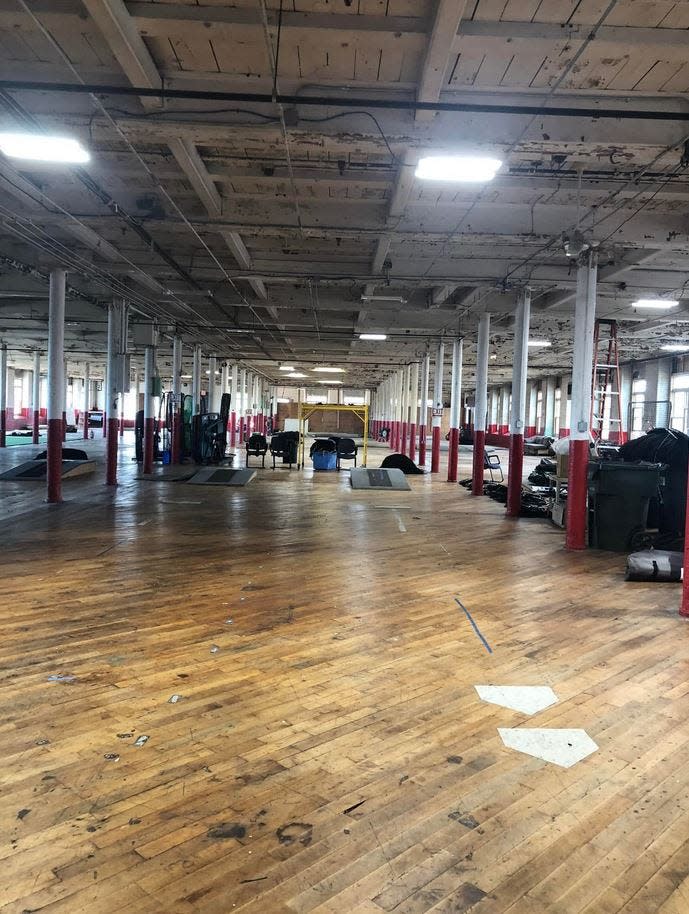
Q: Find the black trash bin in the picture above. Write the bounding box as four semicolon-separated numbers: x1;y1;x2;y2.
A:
588;461;665;551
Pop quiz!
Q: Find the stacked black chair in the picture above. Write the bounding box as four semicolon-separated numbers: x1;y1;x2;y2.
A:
335;437;358;469
246;433;268;468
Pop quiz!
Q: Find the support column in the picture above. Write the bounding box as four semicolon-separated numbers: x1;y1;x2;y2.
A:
507;290;531;517
172;335;182;463
544;375;557;437
208;355;217;413
32;350;41;444
399;365;408;456
431;341;444;473
558;375;570;437
472;313;490;495
239;368;247;442
656;357;672;428
0;342;6;448
409;361;419;462
47;269;66;504
192;345;202;415
83;363;90;439
143;345;156;475
500;383;510;435
419;353;430;466
106;303;120;486
230;363;238;445
63;362;68;441
447;339;463;483
566;250;598;550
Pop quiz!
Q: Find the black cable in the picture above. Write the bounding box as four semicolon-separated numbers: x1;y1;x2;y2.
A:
272;0;284;103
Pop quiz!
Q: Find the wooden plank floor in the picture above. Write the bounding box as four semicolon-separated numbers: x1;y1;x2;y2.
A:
1;436;689;914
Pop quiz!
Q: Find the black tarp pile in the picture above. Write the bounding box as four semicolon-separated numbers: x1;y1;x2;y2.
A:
458;479;550;517
618;428;688;545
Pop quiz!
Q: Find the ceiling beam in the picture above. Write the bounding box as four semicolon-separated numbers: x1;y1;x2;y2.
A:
416;0;470;120
84;0;270;300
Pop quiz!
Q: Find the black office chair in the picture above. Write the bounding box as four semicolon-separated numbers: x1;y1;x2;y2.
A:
484;450;503;482
246;433;268;468
335;436;358;469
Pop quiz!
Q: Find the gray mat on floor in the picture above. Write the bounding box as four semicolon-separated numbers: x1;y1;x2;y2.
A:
0;459;96;481
188;467;256;486
350;468;411;491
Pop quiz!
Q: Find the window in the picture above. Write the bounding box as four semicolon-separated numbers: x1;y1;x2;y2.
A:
630;378;646;439
535;389;543;432
671;372;689;434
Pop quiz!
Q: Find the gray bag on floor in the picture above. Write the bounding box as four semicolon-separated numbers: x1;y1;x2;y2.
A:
625;549;683;582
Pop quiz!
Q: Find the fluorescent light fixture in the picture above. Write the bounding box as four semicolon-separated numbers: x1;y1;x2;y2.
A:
490;354;497;360
528;340;552;348
276;397;290;403
661;343;689;352
312;367;345;373
632;299;679;310
315;379;343;384
360;295;407;304
415;155;502;183
0;132;90;164
279;365;295;371
359;333;387;341
287;372;307;379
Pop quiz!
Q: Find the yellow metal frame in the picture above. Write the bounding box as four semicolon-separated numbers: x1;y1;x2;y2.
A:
296;398;369;469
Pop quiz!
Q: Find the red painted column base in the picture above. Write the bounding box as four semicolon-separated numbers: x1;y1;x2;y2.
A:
172;411;182;464
106;417;119;485
32;410;40;444
83;411;89;439
102;410;107;438
143;417;155;475
418;424;427;466
0;408;6;447
400;421;408;456
472;429;486;495
566;438;590;550
62;410;67;441
447;426;459;482
506;433;524;517
409;423;417;462
46;417;63;503
119;414;125;438
230;412;236;447
431;425;441;473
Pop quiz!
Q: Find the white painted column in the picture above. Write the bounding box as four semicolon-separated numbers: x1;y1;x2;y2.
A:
558;375;570;436
620;364;632;441
448;338;463;482
567;249;598;550
544;375;557;437
192;344;202;415
0;342;7;447
31;350;41;443
208;355;217;412
507;289;531;516
47;268;66;502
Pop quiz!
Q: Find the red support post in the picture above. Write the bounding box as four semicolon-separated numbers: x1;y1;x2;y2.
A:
472;430;486;495
431;426;441;473
400;421;408;456
447;427;460;482
46;418;62;503
506;434;524;516
419;423;427;466
565;438;589;550
106;416;119;485
143;417;154;475
83;411;89;439
409;422;417;461
32;409;40;445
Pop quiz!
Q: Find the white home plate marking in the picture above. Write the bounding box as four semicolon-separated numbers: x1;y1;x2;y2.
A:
475;685;558;715
498;728;598;768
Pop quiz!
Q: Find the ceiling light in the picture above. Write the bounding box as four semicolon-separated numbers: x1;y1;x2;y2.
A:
287;372;307;379
661;343;689;352
632;299;679;310
359;333;387;341
315;379;343;384
360;295;407;304
276;397;290;403
0;132;90;164
528;340;552;348
490;354;497;360
415;155;502;183
279;365;296;371
311;367;345;373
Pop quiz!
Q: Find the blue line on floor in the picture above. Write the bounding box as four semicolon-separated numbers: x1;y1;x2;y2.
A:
454;597;493;654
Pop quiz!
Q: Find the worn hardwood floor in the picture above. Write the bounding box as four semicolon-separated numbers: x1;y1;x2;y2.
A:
1;436;688;914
